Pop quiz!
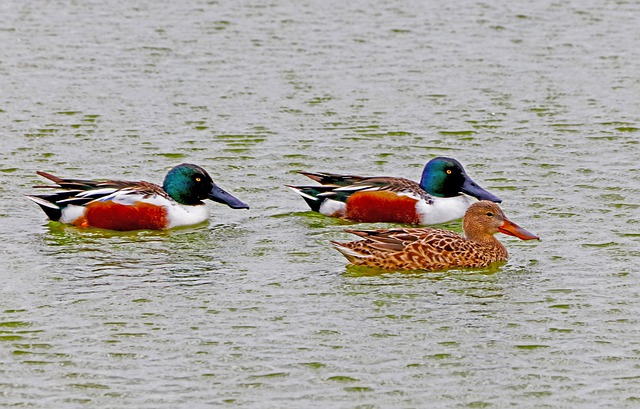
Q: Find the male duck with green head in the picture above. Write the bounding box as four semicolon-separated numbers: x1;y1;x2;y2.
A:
27;163;249;231
288;157;501;225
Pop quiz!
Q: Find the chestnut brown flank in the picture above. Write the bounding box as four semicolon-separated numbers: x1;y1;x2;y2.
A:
82;201;168;231
346;191;419;224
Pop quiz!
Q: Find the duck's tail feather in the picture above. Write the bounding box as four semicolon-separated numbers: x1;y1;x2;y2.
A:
25;195;62;221
299;171;367;187
286;185;339;212
330;240;366;263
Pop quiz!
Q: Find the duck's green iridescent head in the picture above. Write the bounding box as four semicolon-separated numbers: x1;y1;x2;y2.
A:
419;157;501;202
162;163;249;208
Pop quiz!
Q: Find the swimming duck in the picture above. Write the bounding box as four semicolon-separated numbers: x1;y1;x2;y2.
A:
27;163;249;231
288;157;501;225
331;201;539;271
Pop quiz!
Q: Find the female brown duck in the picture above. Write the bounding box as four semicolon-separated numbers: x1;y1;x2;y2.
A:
331;201;539;271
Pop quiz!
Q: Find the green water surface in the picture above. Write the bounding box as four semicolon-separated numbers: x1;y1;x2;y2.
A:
1;0;639;408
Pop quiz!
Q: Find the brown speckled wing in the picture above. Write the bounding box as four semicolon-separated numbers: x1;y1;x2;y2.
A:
400;234;506;270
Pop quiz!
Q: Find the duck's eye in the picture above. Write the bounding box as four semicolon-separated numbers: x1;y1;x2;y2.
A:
195;177;201;182
446;169;452;175
486;212;494;217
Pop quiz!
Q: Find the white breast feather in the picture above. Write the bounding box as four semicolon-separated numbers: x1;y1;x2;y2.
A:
164;202;210;228
416;195;476;225
132;194;207;228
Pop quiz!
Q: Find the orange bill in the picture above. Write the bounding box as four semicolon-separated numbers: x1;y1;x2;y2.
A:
498;218;540;241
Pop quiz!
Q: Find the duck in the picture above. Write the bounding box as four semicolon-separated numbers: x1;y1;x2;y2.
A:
331;201;539;271
287;157;501;225
26;163;249;231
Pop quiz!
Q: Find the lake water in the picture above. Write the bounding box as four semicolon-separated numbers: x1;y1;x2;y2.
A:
1;0;639;407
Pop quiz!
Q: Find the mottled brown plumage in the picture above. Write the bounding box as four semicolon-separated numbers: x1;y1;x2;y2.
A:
332;201;539;271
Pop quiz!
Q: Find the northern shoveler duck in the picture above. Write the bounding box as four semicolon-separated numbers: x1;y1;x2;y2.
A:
287;157;501;225
26;163;249;231
331;201;539;271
